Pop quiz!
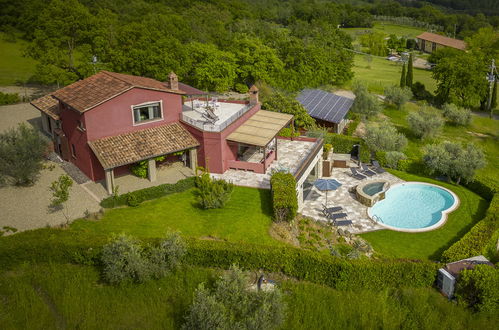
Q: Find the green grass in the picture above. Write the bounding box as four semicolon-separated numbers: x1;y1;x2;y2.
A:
0;33;37;85
360;170;489;260
343;22;425;40
348;54;437;94
71;186;278;245
1;263;495;329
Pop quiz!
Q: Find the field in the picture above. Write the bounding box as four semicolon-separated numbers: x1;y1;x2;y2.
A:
342;22;426;40
0;33;37;86
1;263;495;329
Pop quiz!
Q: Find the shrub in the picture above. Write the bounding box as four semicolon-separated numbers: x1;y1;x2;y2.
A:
270;172;297;222
411;82;433;102
0;123;49;186
455;265;499;313
183;265;286;330
131;156;165;179
125;192;142;207
364;123;407;153
149;232;187;278
195;170;234;209
235;83;249;94
278;127;299;138
262;91;315;129
345;116;360;136
384;85;413;109
313;132;370;163
101;234;151;284
384;151;407;169
351;82;382;119
407;108;443;139
100;177;195;208
0;92;20;105
442;103;471;126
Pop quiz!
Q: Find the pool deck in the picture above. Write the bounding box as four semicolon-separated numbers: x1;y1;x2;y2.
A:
300;164;405;234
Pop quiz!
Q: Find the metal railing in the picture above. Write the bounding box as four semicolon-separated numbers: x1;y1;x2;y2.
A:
372;215;383;223
181;104;253;132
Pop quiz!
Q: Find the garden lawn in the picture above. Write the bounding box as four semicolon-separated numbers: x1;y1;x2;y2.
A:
342;22;425;40
71;186;279;246
360;170;488;260
0;33;37;85
348;55;437;95
1;263;495;329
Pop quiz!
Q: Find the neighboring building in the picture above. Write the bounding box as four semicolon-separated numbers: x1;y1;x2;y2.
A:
297;89;354;134
437;255;494;298
32;71;322;198
415;32;466;53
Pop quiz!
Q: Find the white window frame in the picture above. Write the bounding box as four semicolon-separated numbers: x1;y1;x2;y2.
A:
131;100;163;126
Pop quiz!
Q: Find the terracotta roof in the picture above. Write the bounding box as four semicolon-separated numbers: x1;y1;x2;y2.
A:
227;110;293;147
31;94;60;120
178;82;206;95
88;122;199;169
416;32;466;50
52;71;185;113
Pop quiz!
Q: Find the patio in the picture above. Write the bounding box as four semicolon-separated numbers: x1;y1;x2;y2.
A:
300;163;405;234
211;138;318;189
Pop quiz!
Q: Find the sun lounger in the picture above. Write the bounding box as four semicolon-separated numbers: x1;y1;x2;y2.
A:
327;212;348;220
322;204;343;214
372;160;386;173
334;219;353;226
361;164;377;176
350;167;367;180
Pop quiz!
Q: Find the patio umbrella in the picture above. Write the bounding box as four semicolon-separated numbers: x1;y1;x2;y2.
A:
314;179;342;207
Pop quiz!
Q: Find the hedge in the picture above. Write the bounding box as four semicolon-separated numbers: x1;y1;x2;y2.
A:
100;177;196;208
0;92;20;105
270;172;298;222
441;194;499;262
455;265;499;313
323;133;370;163
185;240;439;291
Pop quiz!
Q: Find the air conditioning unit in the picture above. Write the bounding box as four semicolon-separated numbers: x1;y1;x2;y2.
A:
437;268;455;298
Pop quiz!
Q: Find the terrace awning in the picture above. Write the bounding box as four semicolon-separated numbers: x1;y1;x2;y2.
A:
226;110;293;147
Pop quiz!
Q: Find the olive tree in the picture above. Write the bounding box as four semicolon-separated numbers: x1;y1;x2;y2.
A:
422;141;485;184
364;124;407;153
351;82;382;119
49;174;73;221
0;123;48;185
442;103;472;126
183;266;286;330
407;108;443;139
384;85;413;109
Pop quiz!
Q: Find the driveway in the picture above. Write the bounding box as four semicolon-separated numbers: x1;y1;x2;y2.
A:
0;103;100;234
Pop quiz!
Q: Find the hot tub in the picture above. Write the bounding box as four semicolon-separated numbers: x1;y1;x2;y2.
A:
356;180;390;207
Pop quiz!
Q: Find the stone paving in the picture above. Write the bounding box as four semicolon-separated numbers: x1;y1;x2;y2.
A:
300;163;405;234
211;139;316;189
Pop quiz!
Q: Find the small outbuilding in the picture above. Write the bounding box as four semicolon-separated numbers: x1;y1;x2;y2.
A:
415;32;466;53
297;89;354;134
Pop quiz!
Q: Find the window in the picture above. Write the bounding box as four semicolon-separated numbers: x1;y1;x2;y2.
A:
77;120;85;131
71;144;77;158
132;102;162;124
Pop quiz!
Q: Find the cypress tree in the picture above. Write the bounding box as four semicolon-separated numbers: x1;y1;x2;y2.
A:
406;53;413;88
400;64;406;88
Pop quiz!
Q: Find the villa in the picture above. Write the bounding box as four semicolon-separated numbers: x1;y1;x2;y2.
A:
31;71;323;208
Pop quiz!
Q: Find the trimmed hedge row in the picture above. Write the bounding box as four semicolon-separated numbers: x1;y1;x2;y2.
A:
100;177;195;208
323;134;370;163
441;194;499;262
185;240;439;290
270;172;297;222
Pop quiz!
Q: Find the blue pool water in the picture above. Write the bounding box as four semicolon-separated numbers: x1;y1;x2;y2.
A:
369;183;456;230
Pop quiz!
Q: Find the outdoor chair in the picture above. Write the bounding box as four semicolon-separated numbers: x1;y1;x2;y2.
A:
326;212;348;221
333;219;353;227
322;203;343;214
350;167;367;180
361;163;377;177
372;160;386;174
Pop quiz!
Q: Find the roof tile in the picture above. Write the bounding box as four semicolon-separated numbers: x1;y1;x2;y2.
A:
416;32;466;50
31;94;60;120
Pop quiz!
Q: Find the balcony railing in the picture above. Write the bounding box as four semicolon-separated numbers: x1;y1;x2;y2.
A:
181;104;253;132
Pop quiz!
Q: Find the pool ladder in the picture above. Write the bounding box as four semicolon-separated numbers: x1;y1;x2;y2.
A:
372;215;384;223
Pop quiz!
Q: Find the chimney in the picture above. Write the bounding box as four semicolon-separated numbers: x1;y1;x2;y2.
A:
249;85;259;105
168;72;178;90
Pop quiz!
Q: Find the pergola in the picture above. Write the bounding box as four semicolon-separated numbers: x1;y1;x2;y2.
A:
226;110;293;173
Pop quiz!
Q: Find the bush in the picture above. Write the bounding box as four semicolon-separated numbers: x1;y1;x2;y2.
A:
351;82;382;119
185;240;439;290
270;172;297;222
442;195;498;262
149;232;187;278
0;92;20;105
384;85;413;109
0;123;49;185
101;234;151;284
100;177;195;208
278;127;299;138
385;151;407;169
262;91;315;129
455;265;499;313
125;192;143;207
314;132;370;163
182;265;286;330
364;123;407;153
411;82;433;102
407;108;443;139
195;170;234;209
442;103;471;126
131;156;165;179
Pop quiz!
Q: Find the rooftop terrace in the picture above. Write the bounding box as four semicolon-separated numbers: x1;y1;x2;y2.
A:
181;98;252;132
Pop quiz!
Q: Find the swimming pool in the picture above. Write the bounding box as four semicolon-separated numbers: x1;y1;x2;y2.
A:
368;182;459;232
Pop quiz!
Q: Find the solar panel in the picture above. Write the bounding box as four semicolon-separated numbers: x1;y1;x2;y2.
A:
296;89;354;124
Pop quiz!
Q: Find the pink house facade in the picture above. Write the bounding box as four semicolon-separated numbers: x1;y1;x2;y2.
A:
31;71;315;196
